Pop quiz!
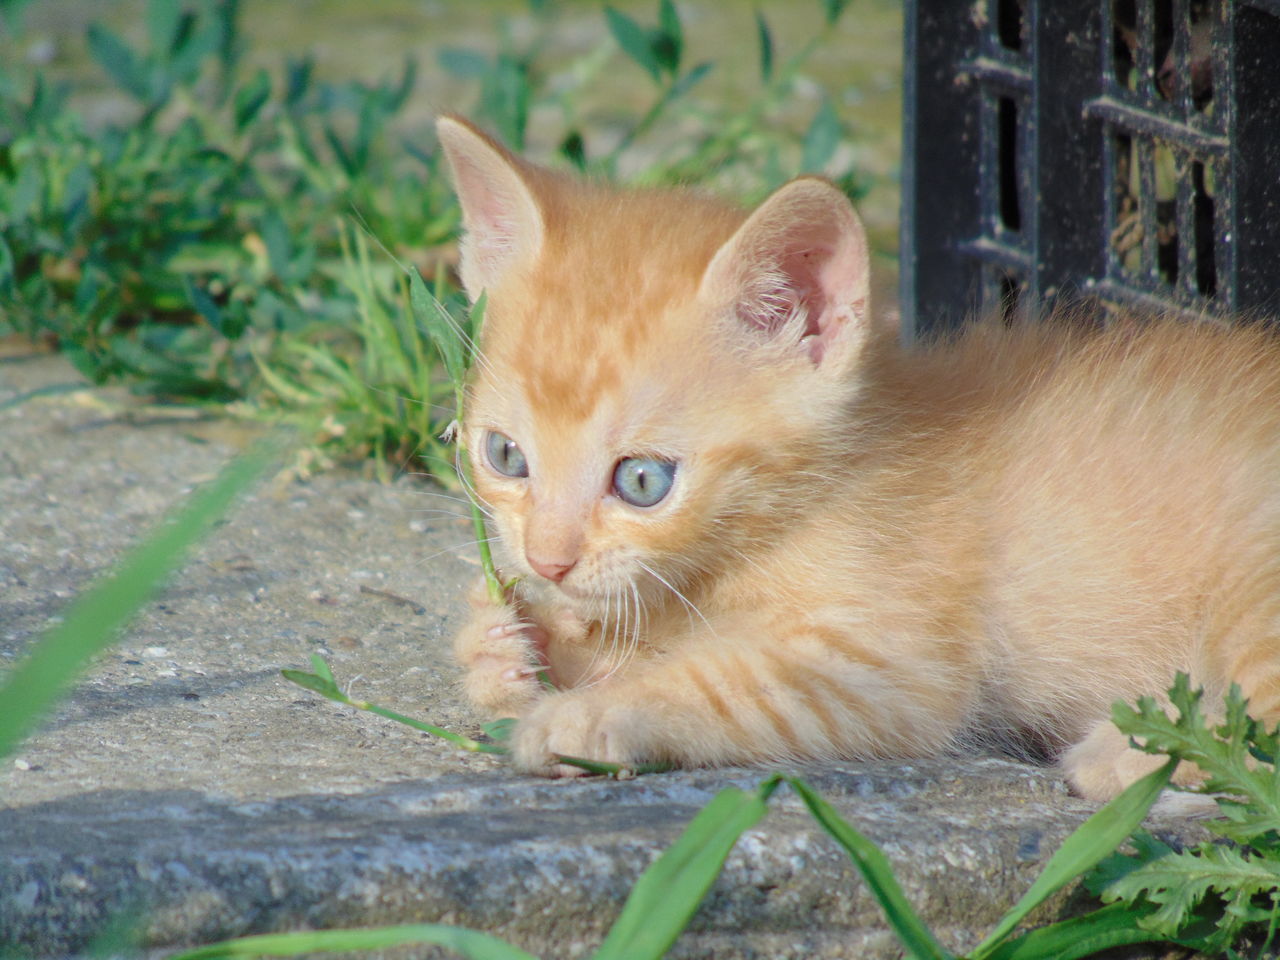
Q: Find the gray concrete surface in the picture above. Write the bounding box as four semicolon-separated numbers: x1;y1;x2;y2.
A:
0;351;1197;959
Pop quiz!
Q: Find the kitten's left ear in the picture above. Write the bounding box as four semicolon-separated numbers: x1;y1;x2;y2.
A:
699;177;870;367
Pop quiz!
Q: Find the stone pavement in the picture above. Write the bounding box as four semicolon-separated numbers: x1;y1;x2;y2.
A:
0;351;1195;959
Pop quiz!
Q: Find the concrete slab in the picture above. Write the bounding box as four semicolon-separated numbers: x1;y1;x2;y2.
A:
0;352;1196;958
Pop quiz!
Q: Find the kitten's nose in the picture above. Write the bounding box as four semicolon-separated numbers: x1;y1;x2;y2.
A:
526;552;577;583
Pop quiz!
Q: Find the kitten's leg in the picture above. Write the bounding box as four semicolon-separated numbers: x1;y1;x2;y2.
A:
452;577;551;719
508;624;974;776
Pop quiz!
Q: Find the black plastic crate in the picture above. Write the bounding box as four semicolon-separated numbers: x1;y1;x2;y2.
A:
901;0;1280;337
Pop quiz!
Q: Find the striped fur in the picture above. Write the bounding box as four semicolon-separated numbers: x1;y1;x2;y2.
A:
439;115;1280;799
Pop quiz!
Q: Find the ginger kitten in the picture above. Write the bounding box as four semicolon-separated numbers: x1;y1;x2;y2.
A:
436;114;1280;800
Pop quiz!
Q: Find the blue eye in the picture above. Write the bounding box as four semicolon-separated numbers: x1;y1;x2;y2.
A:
485;431;528;478
612;457;677;507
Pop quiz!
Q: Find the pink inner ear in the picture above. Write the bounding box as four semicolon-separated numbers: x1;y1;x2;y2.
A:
738;246;833;351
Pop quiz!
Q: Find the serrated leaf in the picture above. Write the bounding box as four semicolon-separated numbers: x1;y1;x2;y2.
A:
1094;838;1280;948
801;96;841;174
755;10;774;82
606;7;662;83
1113;675;1280;840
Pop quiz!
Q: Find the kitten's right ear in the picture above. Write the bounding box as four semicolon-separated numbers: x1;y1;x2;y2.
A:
699;177;870;370
436;114;545;301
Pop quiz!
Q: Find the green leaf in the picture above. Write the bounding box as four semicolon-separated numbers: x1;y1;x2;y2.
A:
969;758;1176;959
0;438;283;760
592;783;773;960
87;23;152;102
980;901;1166;960
655;0;683;75
482;717;518;743
0;234;14;293
787;777;955;960
1091;833;1280;949
800;96;841;174
755;11;774;83
166;923;540;960
185;278;227;334
10;161;43;221
1113;676;1280;843
669;61;713;101
822;0;852;26
559;130;587;170
310;653;335;685
284;55;313;107
606;7;662;83
234;68;271;132
146;0;184;57
280;669;343;702
259;210;293;283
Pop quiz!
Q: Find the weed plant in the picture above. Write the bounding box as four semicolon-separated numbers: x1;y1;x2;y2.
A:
0;0;863;481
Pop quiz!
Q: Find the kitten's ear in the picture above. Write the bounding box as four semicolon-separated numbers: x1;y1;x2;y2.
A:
699;177;870;367
436;114;546;301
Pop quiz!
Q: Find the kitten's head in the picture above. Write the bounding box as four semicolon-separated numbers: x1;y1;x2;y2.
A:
437;115;872;618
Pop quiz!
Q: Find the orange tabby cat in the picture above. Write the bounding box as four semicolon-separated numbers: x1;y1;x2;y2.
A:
437;114;1280;800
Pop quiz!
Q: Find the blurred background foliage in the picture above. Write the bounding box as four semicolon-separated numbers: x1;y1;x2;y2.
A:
0;0;902;480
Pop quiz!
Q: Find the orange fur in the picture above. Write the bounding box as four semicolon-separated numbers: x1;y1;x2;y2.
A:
437;115;1280;799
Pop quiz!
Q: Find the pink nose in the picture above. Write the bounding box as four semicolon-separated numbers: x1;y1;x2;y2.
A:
526;553;577;583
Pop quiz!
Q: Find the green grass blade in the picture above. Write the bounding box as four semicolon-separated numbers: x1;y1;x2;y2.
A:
968;758;1177;960
786;777;955;960
278;667;505;755
590;783;773;960
166;923;540;959
0;437;282;760
977;901;1166;960
408;265;465;385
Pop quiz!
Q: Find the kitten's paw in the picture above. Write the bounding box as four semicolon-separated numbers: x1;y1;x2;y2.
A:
1062;719;1204;801
510;693;654;777
452;583;550;718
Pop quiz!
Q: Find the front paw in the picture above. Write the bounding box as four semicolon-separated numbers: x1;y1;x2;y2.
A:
511;692;655;777
453;588;549;718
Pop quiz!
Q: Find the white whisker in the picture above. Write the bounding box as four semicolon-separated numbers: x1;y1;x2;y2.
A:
638;560;719;639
